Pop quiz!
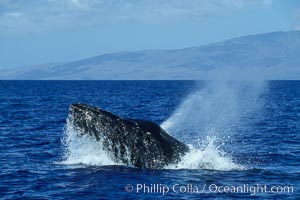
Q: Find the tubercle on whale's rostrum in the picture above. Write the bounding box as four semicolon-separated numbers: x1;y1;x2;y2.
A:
68;103;189;169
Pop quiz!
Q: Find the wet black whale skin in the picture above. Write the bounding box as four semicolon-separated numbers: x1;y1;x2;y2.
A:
69;103;189;169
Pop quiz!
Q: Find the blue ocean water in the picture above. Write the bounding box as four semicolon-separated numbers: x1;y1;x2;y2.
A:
0;80;299;199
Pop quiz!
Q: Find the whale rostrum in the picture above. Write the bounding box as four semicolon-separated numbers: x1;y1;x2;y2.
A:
68;103;189;169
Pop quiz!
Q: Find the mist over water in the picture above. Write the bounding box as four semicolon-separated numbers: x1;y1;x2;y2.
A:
162;81;267;141
162;80;268;170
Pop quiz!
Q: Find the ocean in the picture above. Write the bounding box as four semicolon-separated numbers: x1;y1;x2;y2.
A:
0;80;299;199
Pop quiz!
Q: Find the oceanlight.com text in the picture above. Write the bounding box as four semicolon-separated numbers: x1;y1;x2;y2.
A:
125;183;294;196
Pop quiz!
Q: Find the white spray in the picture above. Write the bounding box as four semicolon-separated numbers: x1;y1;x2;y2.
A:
61;118;117;166
162;80;267;170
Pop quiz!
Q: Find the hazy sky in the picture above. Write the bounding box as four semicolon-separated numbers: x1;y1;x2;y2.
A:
1;0;299;69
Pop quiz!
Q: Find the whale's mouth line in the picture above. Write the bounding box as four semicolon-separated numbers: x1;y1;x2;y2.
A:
70;104;95;116
70;103;85;111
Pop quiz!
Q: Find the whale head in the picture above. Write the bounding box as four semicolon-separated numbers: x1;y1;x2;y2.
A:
69;103;119;140
67;103;189;168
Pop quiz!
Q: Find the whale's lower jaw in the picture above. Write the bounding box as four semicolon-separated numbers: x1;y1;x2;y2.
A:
68;103;189;169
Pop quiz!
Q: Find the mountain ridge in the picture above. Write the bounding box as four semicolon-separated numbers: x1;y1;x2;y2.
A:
1;30;300;80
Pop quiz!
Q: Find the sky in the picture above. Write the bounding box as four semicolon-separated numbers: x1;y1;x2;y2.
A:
0;0;300;69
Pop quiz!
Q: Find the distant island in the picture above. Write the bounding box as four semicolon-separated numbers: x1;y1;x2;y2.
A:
1;30;300;80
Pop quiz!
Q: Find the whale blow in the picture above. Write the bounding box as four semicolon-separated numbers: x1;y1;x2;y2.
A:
68;103;189;169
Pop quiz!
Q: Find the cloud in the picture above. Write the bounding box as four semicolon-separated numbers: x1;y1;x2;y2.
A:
0;0;272;34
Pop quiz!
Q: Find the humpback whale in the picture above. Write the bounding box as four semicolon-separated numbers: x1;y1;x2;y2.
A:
68;103;189;169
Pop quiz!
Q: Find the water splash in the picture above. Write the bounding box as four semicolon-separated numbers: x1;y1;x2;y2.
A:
61;118;117;166
61;81;267;171
166;136;244;171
